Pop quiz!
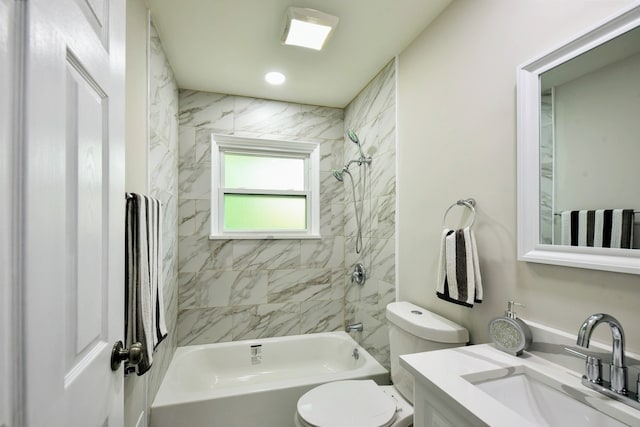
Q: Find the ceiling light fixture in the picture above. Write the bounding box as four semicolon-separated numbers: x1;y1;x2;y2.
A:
281;7;339;51
265;71;286;85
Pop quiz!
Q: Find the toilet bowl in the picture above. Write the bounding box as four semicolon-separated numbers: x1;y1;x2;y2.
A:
294;301;469;427
294;380;413;427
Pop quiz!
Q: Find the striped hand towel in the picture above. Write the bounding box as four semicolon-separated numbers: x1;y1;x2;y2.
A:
560;209;634;249
125;193;168;375
436;227;483;307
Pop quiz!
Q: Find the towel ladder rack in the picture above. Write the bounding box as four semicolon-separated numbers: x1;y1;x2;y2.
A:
443;198;476;228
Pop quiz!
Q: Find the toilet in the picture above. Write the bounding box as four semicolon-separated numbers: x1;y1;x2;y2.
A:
294;301;469;427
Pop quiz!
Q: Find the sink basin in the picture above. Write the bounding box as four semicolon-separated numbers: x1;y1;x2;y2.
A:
468;367;625;427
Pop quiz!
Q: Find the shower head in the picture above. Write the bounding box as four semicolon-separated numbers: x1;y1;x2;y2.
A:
346;129;367;160
332;166;353;182
347;129;359;144
333;130;370;183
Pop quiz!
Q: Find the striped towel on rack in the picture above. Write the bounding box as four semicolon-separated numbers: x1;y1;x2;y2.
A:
560;209;634;249
125;193;168;375
436;227;483;307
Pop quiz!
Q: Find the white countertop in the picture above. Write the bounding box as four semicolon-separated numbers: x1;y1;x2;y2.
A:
400;344;640;427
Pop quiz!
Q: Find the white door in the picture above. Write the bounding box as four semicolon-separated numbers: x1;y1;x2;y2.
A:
1;0;18;425
22;0;126;425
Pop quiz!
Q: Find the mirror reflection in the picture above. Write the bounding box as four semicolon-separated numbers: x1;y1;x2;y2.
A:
539;25;640;249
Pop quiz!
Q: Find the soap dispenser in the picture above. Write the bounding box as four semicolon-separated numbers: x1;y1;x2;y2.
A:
488;301;532;356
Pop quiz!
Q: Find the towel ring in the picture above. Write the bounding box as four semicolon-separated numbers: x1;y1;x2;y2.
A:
442;198;476;228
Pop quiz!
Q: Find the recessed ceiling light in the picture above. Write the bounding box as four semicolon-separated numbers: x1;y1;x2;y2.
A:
281;7;339;51
265;71;286;85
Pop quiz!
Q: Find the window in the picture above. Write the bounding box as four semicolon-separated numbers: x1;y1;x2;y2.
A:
211;134;320;239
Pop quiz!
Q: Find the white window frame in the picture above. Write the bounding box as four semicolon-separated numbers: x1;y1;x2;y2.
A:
211;134;321;239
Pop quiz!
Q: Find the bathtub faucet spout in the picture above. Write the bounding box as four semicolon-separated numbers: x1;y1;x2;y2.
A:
345;322;363;333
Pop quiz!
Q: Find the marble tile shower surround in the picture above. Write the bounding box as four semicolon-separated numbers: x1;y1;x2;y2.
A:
540;93;554;244
175;59;396;371
147;21;179;403
344;60;396;370
177;91;348;344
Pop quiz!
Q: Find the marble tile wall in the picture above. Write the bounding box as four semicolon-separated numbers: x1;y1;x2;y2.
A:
177;91;346;344
147;21;179;403
344;60;397;369
540;92;554;244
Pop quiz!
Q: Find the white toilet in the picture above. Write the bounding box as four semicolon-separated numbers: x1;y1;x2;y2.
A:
294;301;469;427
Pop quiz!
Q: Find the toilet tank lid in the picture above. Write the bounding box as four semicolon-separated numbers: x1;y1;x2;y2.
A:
386;301;469;344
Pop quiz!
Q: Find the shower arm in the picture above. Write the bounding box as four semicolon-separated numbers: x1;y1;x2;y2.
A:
343;155;372;172
357;155;372;166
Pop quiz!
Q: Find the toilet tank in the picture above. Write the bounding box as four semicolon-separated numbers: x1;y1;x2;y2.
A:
386;301;469;404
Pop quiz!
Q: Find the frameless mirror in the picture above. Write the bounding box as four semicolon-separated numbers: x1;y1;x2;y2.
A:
517;3;640;274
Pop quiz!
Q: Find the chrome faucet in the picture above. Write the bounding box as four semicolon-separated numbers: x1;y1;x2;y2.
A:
345;322;363;333
568;313;640;411
577;313;627;394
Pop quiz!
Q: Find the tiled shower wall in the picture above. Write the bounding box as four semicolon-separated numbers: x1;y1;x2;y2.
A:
540;93;553;244
176;93;347;344
344;60;397;369
173;60;396;369
147;21;179;402
139;19;395;416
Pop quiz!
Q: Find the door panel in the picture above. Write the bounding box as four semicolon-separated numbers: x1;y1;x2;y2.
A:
23;0;125;425
65;52;108;364
77;0;110;48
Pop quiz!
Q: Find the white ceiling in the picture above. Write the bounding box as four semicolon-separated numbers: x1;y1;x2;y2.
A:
147;0;452;108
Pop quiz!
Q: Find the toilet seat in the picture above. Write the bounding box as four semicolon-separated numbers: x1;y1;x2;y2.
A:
296;380;398;427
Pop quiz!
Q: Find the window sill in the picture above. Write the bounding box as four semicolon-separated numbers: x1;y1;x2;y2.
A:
209;234;322;240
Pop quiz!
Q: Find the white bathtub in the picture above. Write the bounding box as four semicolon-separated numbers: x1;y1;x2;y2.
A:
150;331;389;427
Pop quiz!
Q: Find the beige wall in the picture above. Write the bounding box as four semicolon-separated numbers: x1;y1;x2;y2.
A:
553;52;640;247
126;0;149;195
397;0;640;350
555;52;640;210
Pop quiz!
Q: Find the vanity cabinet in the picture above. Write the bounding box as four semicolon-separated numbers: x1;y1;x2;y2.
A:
401;343;640;427
413;380;486;427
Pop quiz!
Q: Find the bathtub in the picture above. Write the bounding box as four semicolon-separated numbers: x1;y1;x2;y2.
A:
150;331;389;427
